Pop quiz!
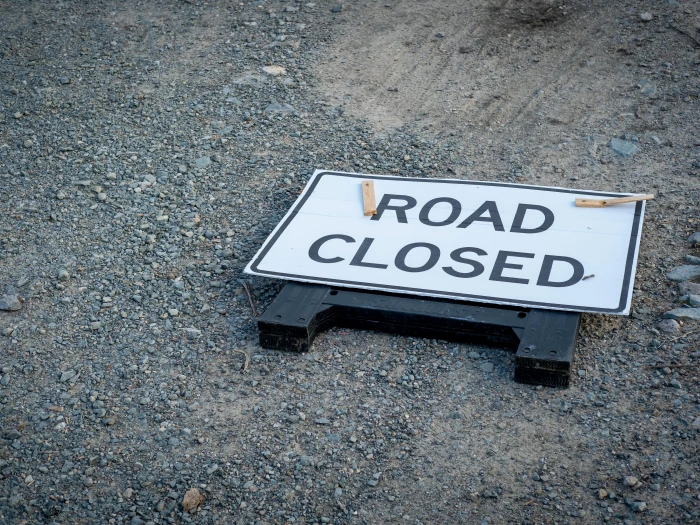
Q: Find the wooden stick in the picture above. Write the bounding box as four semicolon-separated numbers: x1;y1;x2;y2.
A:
362;180;377;216
575;194;654;208
242;281;259;318
233;348;251;372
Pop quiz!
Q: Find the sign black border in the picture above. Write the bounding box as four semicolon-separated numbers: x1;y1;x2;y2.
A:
248;171;644;314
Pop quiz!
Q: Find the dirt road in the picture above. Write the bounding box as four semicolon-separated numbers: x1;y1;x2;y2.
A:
1;0;699;523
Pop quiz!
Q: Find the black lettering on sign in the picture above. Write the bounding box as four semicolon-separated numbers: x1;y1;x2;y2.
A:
442;247;487;278
371;194;417;224
489;250;535;284
457;201;504;231
510;204;555;234
350;238;389;269
308;234;355;263
419;197;462;227
395;243;440;273
537;255;584;287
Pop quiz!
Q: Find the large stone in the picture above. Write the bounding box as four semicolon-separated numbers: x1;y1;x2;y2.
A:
662;308;700;321
60;370;78;382
679;281;700;295
181;488;204;513
264;103;296;114
262;65;286;76
688;232;700;245
194;156;211;169
479;362;495;373
667;265;700;282
679;294;700;307
637;78;657;97
610;138;640;158
657;319;680;334
0;294;21;311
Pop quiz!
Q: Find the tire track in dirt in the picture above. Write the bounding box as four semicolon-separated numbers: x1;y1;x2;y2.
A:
316;0;613;137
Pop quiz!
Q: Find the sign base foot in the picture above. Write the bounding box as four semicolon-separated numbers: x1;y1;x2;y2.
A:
257;282;580;387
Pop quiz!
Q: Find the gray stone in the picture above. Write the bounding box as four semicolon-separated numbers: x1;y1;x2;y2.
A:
0;294;21;311
679;294;700;307
194;156;211;169
60;370;78;382
662;308;700;321
468;351;481;359
685;255;700;265
610;138;640;158
639;12;652;21
637;78;657;96
657;319;680;334
331;4;343;13
264;103;296;114
678;281;700;295
299;455;314;466
688;232;700;245
624;476;638;487
627;500;647;512
479;362;495;373
314;418;330;425
666;265;700;281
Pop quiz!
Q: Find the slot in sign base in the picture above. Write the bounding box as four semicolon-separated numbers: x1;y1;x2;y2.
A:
257;282;581;387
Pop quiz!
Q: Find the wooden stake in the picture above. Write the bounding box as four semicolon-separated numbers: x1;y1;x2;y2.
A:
575;194;654;208
362;180;377;216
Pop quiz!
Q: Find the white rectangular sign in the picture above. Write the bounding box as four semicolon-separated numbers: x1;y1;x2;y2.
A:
245;170;646;314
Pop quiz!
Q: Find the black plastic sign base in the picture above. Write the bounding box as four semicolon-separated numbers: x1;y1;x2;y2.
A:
257;282;581;387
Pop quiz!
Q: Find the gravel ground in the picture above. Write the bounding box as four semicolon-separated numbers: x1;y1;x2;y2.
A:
1;1;699;524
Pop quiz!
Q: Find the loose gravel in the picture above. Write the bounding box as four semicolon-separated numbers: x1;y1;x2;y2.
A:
1;1;699;524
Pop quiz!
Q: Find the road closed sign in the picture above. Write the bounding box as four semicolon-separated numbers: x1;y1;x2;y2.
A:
245;170;646;314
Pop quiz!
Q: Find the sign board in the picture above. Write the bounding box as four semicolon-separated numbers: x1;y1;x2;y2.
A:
245;170;646;314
